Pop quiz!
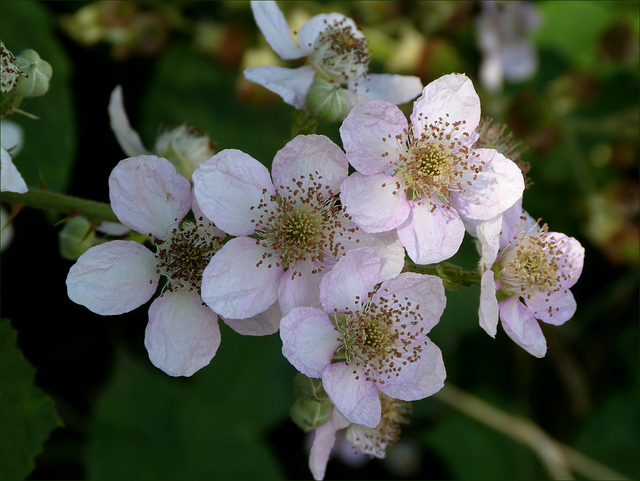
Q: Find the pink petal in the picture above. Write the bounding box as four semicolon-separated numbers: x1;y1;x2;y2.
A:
109;155;192;239
397;201;465;264
348;74;423;105
475;213;503;268
499;296;547;357
347;228;405;282
319;248;381;314
378;340;446;401
549;233;585;290
145;289;220;377
323;362;381;428
251;1;304;59
243;65;316;109
451;149;524;221
222;301;282;336
411;74;481;139
340;172;410;233
272;134;348;195
374;272;446;334
192;149;276;236
278;260;323;315
280;307;341;378
1;147;27;193
340;100;407;175
200;237;281;319
309;420;338;481
479;270;499;337
297;13;361;54
525;289;577;326
108;86;149;157
66;240;159;315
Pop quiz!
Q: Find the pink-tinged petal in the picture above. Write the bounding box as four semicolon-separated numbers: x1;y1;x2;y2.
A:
499;296;547;358
340;101;407;175
379;340;446;401
323;362;381;428
280;307;341;378
272;134;348;194
222;301;282;336
549;233;585;290
499;198;529;249
145;289;220;377
476;213;503;268
108;86;149;157
525;289;577;326
66;240;159;315
397;201;465;264
250;1;304;59
1;147;27;193
109;155;192;239
297;13;361;54
201;237;282;319
479;270;499;337
452;149;524;221
411;74;481;138
348;74;423;105
340;172;410;233
374;273;446;334
319;248;381;314
244;65;316;109
193;149;276;236
347;228;405;282
278;260;323;315
309;420;338;481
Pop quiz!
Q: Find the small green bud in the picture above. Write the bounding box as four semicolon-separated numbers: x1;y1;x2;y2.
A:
14;49;52;98
290;397;332;432
59;216;97;260
305;77;350;123
293;372;328;403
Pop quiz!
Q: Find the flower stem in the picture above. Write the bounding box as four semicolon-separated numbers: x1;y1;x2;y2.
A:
406;260;481;290
0;189;119;223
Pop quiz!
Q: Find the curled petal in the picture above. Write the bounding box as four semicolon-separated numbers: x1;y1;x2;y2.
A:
476;213;503;269
244;65;316;109
479;270;499;337
66;240;159;315
109;155;192;239
200;237;281;319
251;1;304;59
108;86;149;157
145;289;220;377
280;307;341;378
499;296;547;357
348;74;423;105
309;420;338;481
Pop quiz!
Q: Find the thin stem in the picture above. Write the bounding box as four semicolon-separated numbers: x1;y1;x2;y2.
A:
406;260;481;290
0;189;119;223
434;384;630;480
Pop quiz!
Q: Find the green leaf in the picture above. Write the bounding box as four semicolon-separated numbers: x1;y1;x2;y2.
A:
0;318;62;481
0;0;76;192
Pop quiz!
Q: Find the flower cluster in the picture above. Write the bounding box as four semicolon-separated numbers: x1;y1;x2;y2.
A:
63;3;585;478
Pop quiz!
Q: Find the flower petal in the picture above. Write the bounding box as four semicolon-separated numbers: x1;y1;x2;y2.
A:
280;307;341;378
272;134;348;195
348;74;423;105
109;155;192;239
550;233;585;290
278;260;323;315
452;149;524;221
200;237;281;319
475;213;503;268
340;100;407;175
345;228;405;283
1;147;27;193
108;85;149;157
479;270;500;337
340;172;410;233
319;248;381;314
66;240;159;315
222;301;282;336
145;289;221;377
244;65;316;109
297;13;361;54
193;149;275;236
309;419;338;481
397;201;465;264
251;1;304;59
499;296;547;357
525;289;577;326
411;74;481;138
378;340;446;401
323;362;381;428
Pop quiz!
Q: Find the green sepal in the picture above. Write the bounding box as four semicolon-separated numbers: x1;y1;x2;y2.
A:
290;397;332;432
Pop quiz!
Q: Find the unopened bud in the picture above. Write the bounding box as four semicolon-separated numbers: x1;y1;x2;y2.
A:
59;216;98;260
305;77;350;123
290;397;332;432
14;50;52;98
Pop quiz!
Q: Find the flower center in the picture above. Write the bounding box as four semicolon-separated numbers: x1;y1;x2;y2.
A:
154;220;222;292
308;18;371;84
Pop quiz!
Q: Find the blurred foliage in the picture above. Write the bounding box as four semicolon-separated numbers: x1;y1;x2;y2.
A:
0;1;638;480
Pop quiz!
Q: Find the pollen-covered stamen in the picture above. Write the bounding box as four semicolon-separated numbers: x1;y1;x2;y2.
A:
308;18;371;84
251;173;359;278
386;114;480;209
336;291;428;384
154;219;223;292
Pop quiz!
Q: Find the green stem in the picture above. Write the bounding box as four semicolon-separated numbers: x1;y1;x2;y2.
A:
406;260;481;290
0;189;119;223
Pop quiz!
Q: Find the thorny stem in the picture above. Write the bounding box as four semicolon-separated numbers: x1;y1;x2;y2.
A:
0;189;119;223
435;384;631;480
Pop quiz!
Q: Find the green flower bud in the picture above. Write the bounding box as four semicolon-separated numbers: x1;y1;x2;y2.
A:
290;397;332;432
293;372;328;403
59;216;97;260
14;49;52;98
305;77;350;123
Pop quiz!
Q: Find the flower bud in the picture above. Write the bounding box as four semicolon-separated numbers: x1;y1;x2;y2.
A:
290;397;332;432
305;77;350;123
14;49;52;98
59;216;97;260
